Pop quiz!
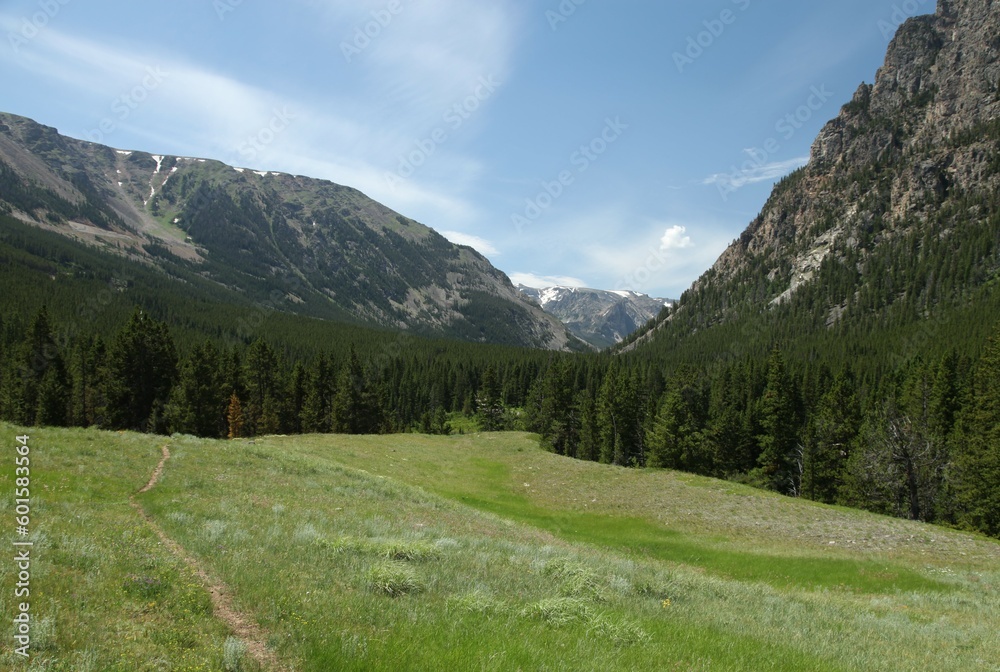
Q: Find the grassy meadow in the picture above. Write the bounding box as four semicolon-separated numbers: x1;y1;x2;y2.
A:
1;423;998;670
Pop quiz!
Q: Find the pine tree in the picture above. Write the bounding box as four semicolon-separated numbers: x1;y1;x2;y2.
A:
537;358;577;455
647;369;709;472
301;354;334;433
576;389;600;462
166;341;224;437
756;348;800;493
597;366;643;466
477;364;505;432
69;335;106;428
802;368;859;503
332;347;382;434
3;307;70;426
242;338;282;436
104;309;178;432
952;331;1000;536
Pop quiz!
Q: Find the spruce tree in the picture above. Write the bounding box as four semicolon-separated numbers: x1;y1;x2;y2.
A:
952;331;1000;536
301;354;334;433
477;364;505;432
166;341;224;437
104;309;177;432
803;368;859;503
756;348;800;493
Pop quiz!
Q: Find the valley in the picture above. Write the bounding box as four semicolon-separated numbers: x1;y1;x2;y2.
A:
1;423;996;671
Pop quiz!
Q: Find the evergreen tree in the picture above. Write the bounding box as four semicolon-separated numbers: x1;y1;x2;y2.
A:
597;366;643;466
69;335;106;428
842;402;941;521
802;368;859;503
576;389;600;462
952;331;1000;536
104;309;177;432
242;338;282;436
647;370;709;472
2;307;70;426
301;354;334;433
166;341;224;437
537;358;578;455
755;348;800;493
477;364;505;432
332;347;382;434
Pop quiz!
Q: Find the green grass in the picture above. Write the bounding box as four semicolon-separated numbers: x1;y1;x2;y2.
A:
2;424;998;671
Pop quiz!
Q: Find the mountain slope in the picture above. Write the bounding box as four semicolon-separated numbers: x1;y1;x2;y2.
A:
518;285;672;349
627;0;1000;366
0;112;578;350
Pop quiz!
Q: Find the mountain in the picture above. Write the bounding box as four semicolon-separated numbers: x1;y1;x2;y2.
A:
518;285;673;349
627;0;1000;366
0;112;579;351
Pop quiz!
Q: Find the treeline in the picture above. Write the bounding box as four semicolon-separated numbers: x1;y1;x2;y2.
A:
1;306;997;539
0;307;560;439
524;344;1000;538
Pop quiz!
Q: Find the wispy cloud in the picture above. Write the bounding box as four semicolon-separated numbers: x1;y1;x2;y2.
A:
440;231;499;257
509;272;589;289
703;155;808;190
0;2;521;232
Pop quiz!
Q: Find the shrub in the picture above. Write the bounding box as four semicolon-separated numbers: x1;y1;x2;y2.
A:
588;615;651;647
519;598;591;626
365;561;423;596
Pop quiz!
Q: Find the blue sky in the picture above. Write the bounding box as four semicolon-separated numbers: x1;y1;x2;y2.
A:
0;0;936;298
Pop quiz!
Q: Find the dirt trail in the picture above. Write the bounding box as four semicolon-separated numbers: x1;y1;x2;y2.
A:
130;444;289;671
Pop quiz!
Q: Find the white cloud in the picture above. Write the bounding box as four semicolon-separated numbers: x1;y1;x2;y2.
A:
703;156;808;191
0;20;509;233
509;273;588;289
660;225;694;251
440;231;499;256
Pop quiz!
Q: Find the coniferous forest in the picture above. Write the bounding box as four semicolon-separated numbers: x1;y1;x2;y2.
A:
2;293;998;540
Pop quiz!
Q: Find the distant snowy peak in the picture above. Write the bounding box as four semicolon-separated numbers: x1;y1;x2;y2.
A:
516;285;675;349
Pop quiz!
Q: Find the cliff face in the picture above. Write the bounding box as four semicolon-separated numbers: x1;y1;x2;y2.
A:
628;0;1000;357
695;0;999;306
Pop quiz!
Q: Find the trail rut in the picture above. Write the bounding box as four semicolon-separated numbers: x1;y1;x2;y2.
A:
130;443;289;671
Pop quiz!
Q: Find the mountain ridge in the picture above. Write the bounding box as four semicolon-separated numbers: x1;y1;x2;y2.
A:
518;285;672;349
0;111;580;351
626;0;1000;360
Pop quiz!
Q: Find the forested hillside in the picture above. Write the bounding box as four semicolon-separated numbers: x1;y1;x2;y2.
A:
0;112;576;350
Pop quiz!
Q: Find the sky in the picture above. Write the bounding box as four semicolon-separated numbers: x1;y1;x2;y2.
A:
0;0;938;299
